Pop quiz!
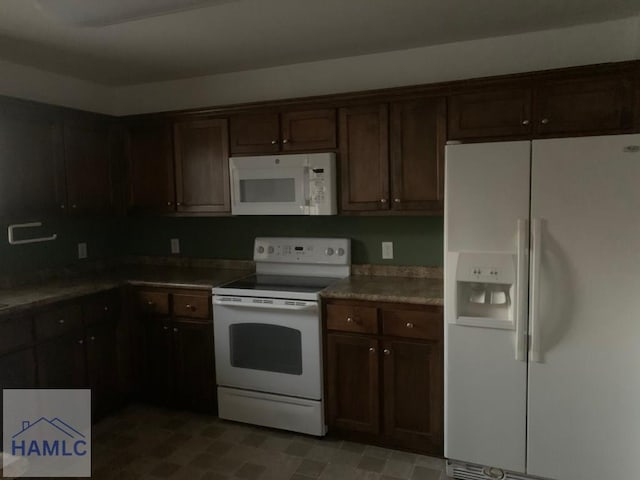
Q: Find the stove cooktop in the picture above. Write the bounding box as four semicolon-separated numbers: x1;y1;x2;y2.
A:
217;274;338;294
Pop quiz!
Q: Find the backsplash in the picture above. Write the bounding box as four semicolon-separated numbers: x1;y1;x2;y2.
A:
125;216;444;266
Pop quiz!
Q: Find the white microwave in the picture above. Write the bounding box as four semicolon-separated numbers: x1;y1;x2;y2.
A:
229;153;337;215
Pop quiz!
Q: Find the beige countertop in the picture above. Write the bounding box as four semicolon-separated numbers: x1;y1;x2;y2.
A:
0;266;252;316
321;275;443;306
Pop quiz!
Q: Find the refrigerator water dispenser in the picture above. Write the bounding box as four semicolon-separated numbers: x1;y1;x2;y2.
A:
454;252;516;329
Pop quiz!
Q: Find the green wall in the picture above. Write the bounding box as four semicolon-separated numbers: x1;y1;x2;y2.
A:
126;216;444;266
0;217;124;276
1;215;444;276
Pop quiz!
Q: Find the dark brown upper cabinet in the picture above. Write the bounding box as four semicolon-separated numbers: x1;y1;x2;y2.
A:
533;74;635;136
339;104;390;212
174;118;230;214
390;98;446;212
0;103;65;219
281;109;337;151
448;70;635;140
340;99;445;214
448;87;533;140
229;109;336;155
63;118;113;214
126;121;175;213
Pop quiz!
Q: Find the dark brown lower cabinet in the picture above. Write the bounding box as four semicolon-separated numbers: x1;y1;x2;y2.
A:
136;287;216;413
173;320;216;412
86;320;120;419
36;333;87;388
0;347;37;438
324;299;443;455
326;334;379;434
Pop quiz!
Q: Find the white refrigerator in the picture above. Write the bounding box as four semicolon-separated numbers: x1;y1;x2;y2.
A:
444;134;640;480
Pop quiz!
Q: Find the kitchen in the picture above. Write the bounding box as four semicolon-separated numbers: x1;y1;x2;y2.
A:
1;1;640;479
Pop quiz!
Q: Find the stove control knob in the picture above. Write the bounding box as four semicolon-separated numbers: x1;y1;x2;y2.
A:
268;246;275;254
325;247;335;256
257;246;265;254
337;248;345;256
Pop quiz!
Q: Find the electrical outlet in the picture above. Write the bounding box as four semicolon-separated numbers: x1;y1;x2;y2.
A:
77;242;87;259
382;241;394;260
170;238;180;254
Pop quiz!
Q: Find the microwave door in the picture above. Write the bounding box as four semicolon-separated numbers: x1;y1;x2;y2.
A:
231;167;307;215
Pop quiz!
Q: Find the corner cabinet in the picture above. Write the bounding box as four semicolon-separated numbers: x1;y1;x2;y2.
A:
339;98;445;214
126;117;231;215
324;299;444;455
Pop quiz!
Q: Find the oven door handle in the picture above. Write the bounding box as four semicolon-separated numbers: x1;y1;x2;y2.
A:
213;297;318;311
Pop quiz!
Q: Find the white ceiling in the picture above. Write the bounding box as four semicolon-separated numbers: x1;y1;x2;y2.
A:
0;0;638;86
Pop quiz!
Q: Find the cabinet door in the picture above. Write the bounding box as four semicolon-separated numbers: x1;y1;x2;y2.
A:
326;334;379;434
382;339;443;455
63;120;113;213
390;98;446;212
172;320;216;412
229;113;280;154
141;319;172;405
36;334;87;388
87;321;119;419
533;74;635;136
174;118;230;213
281;109;336;151
126;122;175;212
339;105;390;211
448;88;532;139
0;348;36;437
0;106;65;218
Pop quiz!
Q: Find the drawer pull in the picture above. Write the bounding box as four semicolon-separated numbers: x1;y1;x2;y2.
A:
90;336;96;341
163;326;169;331
186;304;197;311
146;301;154;306
78;339;84;345
406;322;414;329
173;327;179;333
58;319;65;325
104;306;109;312
383;348;391;356
369;347;376;353
346;317;353;323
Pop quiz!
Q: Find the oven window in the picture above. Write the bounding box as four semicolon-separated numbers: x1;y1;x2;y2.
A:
239;178;296;203
229;323;303;375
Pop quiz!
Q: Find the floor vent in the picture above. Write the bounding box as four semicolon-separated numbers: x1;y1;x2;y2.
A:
447;461;531;480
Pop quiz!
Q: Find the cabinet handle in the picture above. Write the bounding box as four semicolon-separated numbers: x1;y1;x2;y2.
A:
90;336;96;341
163;326;169;331
393;198;400;203
369;347;376;353
406;322;414;329
72;204;77;209
60;204;65;209
173;327;179;333
147;301;154;306
282;138;289;144
186;304;196;311
383;348;391;356
176;202;181;206
104;306;109;312
271;140;278;145
58;319;65;325
346;317;353;323
540;118;549;125
521;119;530;125
78;339;84;345
380;198;387;204
167;201;172;206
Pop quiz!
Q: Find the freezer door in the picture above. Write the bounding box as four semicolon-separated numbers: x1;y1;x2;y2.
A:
528;134;640;480
444;141;530;472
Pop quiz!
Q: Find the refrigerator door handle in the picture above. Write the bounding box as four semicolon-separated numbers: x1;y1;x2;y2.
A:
515;218;528;361
529;218;542;362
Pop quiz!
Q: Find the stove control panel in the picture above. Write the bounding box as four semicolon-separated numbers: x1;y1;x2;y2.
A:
254;237;350;264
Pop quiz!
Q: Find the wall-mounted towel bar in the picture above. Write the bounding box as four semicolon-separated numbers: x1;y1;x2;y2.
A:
7;222;57;245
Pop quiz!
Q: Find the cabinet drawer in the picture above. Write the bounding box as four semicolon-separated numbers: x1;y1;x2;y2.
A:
35;303;83;341
136;291;169;316
326;304;378;334
172;293;211;320
382;309;441;341
0;315;33;355
84;289;120;325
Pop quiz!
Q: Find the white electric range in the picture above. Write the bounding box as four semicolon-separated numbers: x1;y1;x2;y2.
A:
212;237;350;436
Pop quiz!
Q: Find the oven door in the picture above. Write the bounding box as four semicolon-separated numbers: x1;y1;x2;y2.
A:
213;296;322;399
230;164;309;215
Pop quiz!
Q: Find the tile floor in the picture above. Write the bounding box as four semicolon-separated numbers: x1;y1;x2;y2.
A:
89;404;452;480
